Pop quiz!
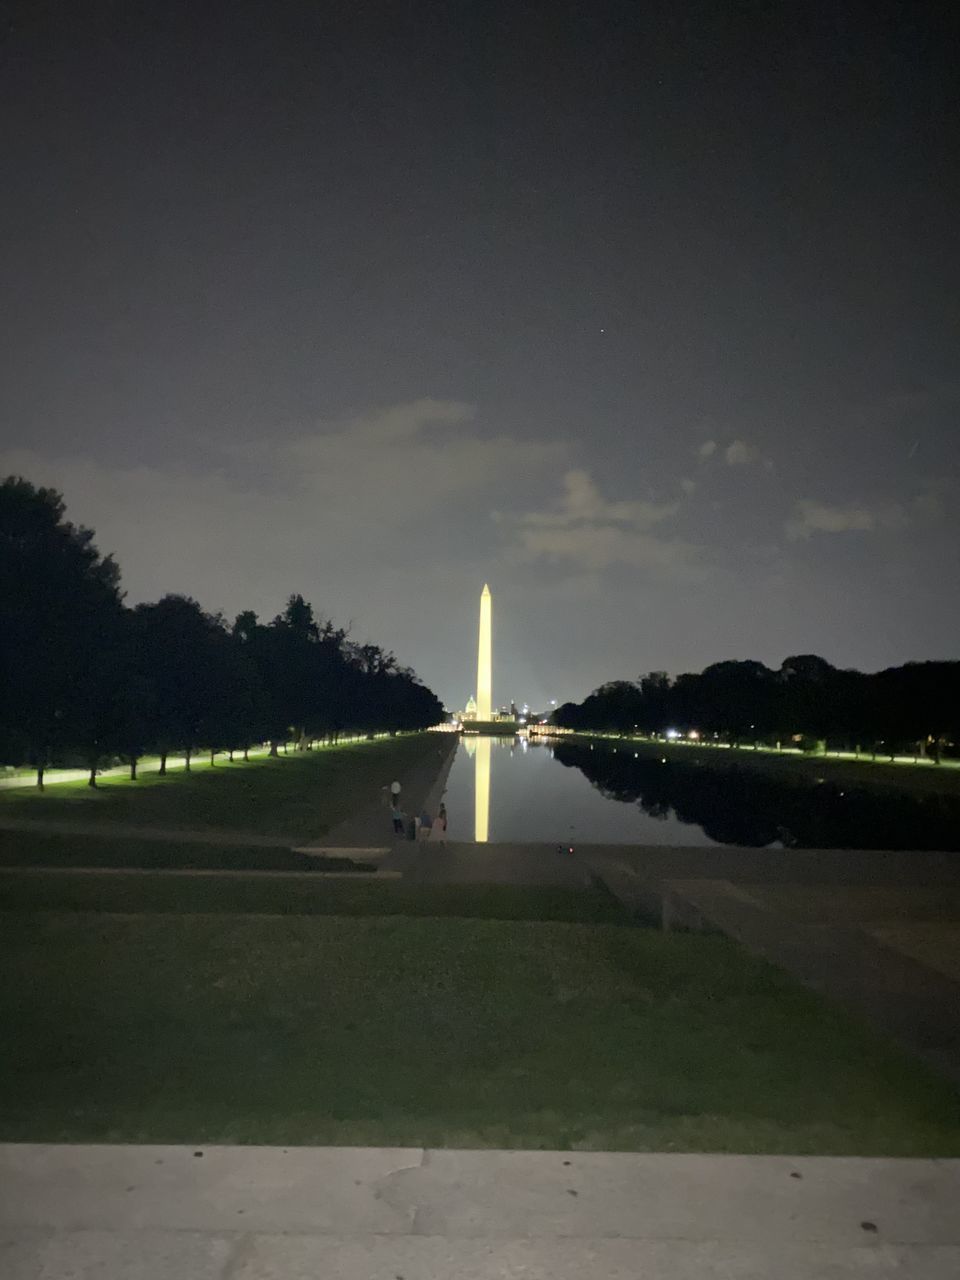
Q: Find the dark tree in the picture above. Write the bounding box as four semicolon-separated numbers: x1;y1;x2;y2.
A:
0;477;470;780
555;651;959;765
0;477;123;785
133;595;227;773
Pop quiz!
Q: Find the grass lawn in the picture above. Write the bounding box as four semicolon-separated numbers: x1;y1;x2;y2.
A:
0;830;359;872
0;871;632;923
3;879;958;1154
579;736;960;799
0;733;443;840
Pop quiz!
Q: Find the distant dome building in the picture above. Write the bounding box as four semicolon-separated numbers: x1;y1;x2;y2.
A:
463;695;478;721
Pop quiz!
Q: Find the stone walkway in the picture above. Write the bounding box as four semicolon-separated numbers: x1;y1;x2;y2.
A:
2;1144;958;1278
385;839;596;888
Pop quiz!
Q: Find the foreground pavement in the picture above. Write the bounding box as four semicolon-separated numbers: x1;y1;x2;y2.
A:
2;1144;959;1278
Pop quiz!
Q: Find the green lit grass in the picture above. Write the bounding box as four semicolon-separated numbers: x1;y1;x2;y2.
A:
0;746;275;789
2;891;958;1153
0;734;439;840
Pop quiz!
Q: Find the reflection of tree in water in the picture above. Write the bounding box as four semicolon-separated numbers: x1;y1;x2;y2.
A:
553;743;960;850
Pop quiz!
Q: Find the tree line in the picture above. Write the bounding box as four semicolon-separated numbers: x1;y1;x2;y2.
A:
0;477;444;786
553;654;960;763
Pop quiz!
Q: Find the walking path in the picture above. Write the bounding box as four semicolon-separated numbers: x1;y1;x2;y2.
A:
296;734;458;854
2;1144;958;1278
384;839;596;887
0;735;459;858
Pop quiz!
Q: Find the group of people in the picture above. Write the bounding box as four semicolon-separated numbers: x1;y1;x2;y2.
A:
386;779;448;844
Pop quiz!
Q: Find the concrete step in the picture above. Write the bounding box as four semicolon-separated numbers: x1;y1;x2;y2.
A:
2;1145;958;1278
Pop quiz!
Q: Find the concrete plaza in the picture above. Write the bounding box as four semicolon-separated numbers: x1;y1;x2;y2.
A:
2;1143;959;1278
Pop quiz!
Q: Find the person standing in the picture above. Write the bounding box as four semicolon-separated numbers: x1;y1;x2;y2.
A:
429;802;447;845
390;800;405;836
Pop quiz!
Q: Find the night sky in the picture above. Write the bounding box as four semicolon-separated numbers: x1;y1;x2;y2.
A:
1;1;958;709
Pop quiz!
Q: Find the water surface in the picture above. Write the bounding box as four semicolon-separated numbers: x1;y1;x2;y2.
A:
440;736;960;849
443;736;716;845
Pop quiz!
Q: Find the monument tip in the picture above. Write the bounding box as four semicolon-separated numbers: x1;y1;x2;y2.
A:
482;582;491;595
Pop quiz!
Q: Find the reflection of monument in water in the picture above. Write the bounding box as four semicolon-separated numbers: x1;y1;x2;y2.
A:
462;734;492;842
474;736;491;842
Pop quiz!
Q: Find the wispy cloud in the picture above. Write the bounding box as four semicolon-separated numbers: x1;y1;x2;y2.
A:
724;439;758;466
516;469;678;530
502;469;702;577
785;489;951;542
785;499;882;541
697;437;769;469
218;397;562;521
0;397;567;621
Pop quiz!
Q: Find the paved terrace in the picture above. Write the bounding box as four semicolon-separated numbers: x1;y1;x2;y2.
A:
2;1144;959;1278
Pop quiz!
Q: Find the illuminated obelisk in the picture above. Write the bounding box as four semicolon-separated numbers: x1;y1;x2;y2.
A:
476;583;492;722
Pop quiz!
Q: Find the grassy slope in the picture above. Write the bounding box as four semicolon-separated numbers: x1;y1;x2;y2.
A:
0;734;440;840
0;830;364;872
0;872;631;923
3;896;958;1153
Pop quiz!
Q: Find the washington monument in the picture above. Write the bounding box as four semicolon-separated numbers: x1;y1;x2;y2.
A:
476;583;492;721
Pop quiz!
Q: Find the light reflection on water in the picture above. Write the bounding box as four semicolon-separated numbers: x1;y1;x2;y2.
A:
462;735;492;841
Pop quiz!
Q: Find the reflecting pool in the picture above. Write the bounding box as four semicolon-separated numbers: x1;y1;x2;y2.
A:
440;735;960;849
